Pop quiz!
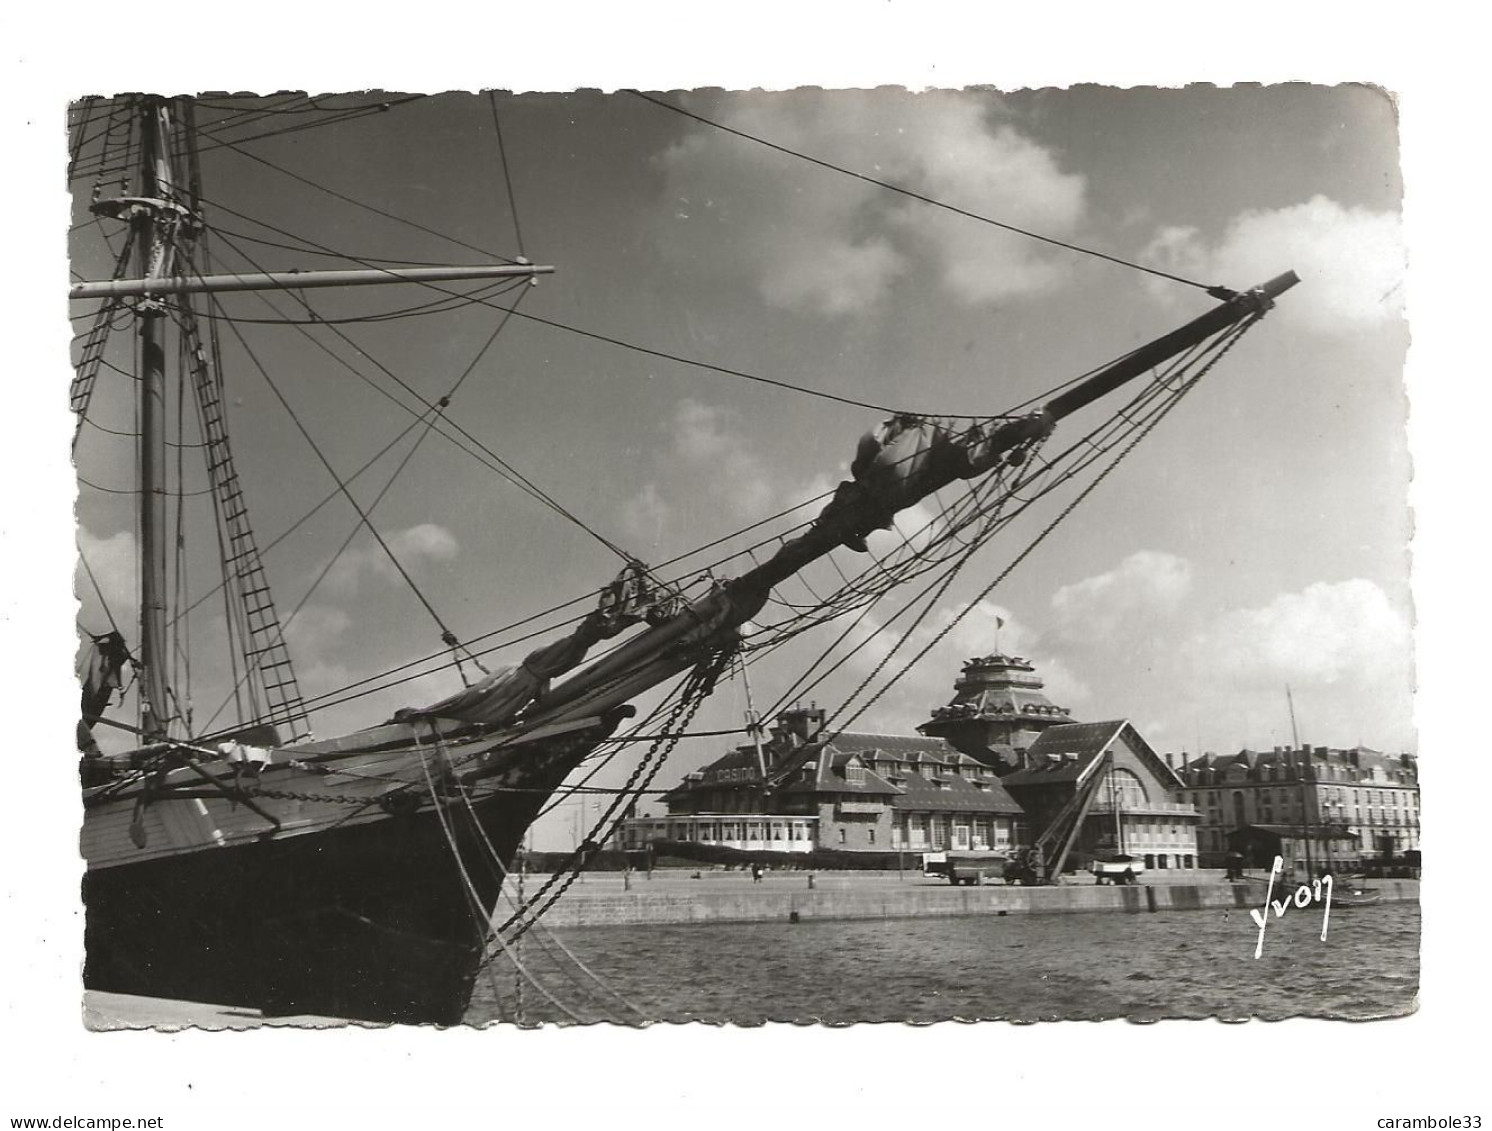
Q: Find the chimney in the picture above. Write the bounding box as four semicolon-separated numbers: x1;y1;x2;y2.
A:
778;703;827;748
1165;753;1175;769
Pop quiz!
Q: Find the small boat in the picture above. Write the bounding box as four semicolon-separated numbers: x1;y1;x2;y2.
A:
1330;878;1381;907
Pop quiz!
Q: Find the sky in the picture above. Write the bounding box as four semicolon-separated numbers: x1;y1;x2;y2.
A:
67;85;1412;850
7;5;1488;1124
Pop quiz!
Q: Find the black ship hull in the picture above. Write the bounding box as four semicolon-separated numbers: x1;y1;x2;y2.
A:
82;723;610;1026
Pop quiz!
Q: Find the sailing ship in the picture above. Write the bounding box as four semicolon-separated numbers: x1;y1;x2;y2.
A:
69;92;1298;1025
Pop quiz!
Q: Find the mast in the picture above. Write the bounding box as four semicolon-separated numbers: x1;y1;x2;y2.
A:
738;656;770;786
1287;685;1314;877
135;97;176;738
75;96;558;744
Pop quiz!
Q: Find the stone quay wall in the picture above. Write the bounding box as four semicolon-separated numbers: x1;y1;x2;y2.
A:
526;876;1419;929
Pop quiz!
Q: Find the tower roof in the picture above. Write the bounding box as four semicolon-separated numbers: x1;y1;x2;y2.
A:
920;652;1074;735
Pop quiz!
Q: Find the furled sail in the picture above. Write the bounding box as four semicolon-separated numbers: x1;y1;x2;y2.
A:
77;630;130;756
820;412;1055;551
392;561;681;726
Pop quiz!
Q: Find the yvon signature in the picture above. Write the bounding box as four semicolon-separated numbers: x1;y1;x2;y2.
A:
1251;854;1332;957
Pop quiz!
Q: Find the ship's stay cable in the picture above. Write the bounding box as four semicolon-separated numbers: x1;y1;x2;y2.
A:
200;118;516;266
199;224;638;566
417;745;591;1024
488;92;527;261
767;345;1215;700
191;276;528;326
231;341;1169;727
90;97;1259;734
191;182;909;414
755;475;1018;721
747;337;1222;720
496;650;733;940
191;96;430;157
67;97;103;181
195;221;508;269
629;90;1217;295
454;781;650;1023
429;784;590;1027
206;293;460;647
533;687;694;823
266;271;538;683
188;266;528;730
824;315;1265;737
184;99;312;151
182;192;641;723
78;548;125;638
422;731;604;1024
275;393;1089;722
503;305;904;414
190;94;318;144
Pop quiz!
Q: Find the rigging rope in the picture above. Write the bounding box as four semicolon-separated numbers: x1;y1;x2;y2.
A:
628;90;1219;295
488;93;526;262
416;740;591;1025
453;780;650;1023
199;227;637;564
191;96;430;157
496;647;734;941
206;292;460;636
191;191;912;415
821;314;1266;737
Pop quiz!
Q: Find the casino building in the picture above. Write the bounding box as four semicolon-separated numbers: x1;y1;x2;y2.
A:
623;650;1201;872
631;704;1025;856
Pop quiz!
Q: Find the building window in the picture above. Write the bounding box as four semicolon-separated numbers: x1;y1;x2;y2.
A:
838;829;847;845
868;829;876;845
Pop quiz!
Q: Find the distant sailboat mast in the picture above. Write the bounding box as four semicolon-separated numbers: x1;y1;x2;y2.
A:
1287;684;1315;877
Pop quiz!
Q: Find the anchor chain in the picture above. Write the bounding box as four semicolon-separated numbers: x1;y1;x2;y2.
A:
495;644;735;942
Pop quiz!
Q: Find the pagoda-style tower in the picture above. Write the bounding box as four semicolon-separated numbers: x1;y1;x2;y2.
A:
918;653;1075;773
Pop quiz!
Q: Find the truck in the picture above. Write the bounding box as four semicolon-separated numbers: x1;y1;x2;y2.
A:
1089;853;1144;885
920;851;1012;886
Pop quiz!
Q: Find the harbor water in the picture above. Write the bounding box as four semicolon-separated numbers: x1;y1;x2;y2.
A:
465;900;1419;1025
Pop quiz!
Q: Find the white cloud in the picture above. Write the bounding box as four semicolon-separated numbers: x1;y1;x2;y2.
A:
76;525;136;632
1033;655;1091;708
671;398;774;517
1190;578;1410;689
1150;578;1416;752
1050;550;1194;639
387;523;458;561
657;91;1086;315
280;603;353;692
282;602;350;655
675;398;737;461
842;600;1088;731
1142;195;1404;333
323;522;459;596
620;483;670;548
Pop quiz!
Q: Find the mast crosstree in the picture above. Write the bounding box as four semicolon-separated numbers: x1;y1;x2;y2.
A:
74;95;554;743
